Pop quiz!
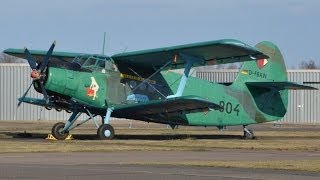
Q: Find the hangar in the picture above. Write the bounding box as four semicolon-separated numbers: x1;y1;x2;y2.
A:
0;64;319;124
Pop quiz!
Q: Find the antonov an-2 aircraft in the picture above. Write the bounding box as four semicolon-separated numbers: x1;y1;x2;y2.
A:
3;39;316;140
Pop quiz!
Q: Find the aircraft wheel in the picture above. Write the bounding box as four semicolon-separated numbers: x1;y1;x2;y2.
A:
243;129;254;139
97;124;114;140
52;122;69;140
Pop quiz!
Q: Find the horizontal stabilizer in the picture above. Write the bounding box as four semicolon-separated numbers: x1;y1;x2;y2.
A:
246;82;317;90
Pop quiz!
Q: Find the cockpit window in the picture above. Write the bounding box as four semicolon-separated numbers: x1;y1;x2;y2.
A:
97;60;105;68
83;58;97;67
72;55;116;72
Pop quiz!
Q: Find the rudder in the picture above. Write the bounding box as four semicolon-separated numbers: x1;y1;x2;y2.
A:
233;41;289;122
234;41;288;84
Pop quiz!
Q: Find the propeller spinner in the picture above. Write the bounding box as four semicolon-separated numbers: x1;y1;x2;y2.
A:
17;41;56;107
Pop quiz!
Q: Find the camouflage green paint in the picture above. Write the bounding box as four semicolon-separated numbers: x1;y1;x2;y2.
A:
42;41;289;127
45;67;107;108
161;41;289;126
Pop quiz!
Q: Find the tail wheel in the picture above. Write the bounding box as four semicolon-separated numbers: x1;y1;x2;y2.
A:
52;122;69;140
97;124;114;140
244;129;254;139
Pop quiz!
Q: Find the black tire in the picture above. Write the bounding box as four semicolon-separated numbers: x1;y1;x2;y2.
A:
55;108;62;112
244;129;254;139
97;124;115;140
52;122;69;140
45;106;52;110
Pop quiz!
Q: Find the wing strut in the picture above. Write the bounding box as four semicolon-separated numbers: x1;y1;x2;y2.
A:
167;53;201;98
128;66;167;98
127;60;172;98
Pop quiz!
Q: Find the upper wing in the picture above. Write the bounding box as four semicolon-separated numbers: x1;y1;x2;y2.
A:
111;39;268;70
112;95;222;123
246;82;318;90
3;48;83;64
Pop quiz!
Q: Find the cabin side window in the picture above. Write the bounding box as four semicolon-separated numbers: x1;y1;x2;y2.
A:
72;55;117;73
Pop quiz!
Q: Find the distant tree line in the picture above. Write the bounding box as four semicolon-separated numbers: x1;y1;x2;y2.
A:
297;60;319;69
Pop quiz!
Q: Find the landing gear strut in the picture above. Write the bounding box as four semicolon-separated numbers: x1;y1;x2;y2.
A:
50;108;116;140
51;111;81;140
243;125;255;139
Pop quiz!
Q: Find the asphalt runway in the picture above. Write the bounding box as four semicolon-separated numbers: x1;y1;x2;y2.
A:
0;151;319;179
1;163;319;180
0;121;320;179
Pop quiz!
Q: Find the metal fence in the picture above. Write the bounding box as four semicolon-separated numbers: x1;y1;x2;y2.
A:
1;64;319;124
197;70;320;124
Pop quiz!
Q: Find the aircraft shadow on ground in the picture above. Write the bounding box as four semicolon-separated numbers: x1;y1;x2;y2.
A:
1;132;244;140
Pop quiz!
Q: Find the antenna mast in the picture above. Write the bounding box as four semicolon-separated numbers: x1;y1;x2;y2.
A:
102;32;106;55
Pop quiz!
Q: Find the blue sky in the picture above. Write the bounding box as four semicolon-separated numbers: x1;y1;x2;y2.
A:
0;0;319;68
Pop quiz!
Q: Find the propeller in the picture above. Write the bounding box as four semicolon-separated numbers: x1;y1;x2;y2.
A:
17;82;33;107
17;41;56;107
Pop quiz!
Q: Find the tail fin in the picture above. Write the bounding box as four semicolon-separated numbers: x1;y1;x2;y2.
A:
234;41;288;84
232;41;315;123
233;41;289;122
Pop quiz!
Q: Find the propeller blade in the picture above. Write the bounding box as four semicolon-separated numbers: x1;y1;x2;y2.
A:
24;48;37;70
17;81;34;107
39;41;56;72
39;82;49;104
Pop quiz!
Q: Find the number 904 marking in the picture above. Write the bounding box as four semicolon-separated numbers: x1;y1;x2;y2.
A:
219;101;240;116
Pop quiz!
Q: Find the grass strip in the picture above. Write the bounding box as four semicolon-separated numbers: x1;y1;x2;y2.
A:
0;138;319;153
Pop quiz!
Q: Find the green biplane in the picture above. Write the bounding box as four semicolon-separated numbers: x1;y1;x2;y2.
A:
3;39;316;140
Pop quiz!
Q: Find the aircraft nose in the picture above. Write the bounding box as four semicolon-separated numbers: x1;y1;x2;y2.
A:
30;70;40;79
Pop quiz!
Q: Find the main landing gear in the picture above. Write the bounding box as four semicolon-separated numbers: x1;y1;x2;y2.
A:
52;122;69;140
97;108;114;140
243;125;255;139
97;124;114;140
51;108;115;140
